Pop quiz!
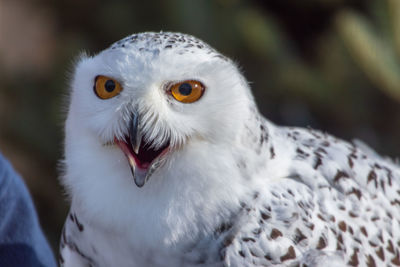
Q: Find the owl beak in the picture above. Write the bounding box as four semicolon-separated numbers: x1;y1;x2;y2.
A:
116;137;149;187
128;111;148;187
129;110;141;155
116;111;170;188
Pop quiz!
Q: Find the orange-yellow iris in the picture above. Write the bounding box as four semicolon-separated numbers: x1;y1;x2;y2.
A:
170;80;205;103
94;75;123;99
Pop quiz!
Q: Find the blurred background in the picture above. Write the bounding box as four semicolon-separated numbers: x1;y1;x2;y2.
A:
0;0;399;255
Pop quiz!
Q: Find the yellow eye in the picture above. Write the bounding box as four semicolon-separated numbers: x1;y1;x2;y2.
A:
170;80;205;103
94;75;123;99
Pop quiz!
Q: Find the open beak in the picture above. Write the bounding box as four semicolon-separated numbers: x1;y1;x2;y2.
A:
115;111;170;187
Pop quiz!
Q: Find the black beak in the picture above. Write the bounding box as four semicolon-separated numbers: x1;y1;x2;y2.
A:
129;110;141;154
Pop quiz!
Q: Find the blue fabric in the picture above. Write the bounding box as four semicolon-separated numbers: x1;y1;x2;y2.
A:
0;152;56;267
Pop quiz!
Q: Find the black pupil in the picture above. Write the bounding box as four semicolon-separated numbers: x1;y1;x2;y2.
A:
178;83;192;96
105;80;116;92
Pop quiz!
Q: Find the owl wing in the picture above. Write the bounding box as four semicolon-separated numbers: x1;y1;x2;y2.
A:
219;178;345;267
221;125;400;266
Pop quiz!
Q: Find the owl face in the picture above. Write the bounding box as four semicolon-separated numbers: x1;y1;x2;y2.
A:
65;32;252;188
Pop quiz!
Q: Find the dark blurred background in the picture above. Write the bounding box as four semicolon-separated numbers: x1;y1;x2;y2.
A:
0;0;399;254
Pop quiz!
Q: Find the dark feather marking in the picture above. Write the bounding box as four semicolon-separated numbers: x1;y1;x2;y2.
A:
59;253;64;264
383;167;393;186
306;223;315;230
336;241;342;251
360;226;368;237
349;211;359;218
347;188;362;200
293;228;307;244
222;235;235;247
391;255;400;266
60;227;67;249
252;228;262;235
74;214;84;232
315;147;327;154
349;226;354;235
333;170;350;183
337;234;343;244
376;247;385;261
338;221;347;232
387;240;395;254
316;236;327;250
66;241;95;265
369;240;378;247
215;221;233;234
381;179;386;192
287;189;295;197
348;155;354;168
270;228;283;239
270;146;275;159
348;248;359;266
390;199;400;206
280;246;296;262
378;233;384;243
371;216;380;221
367;170;378;188
317;214;326;222
296;148;309;158
313;155;323;169
321;140;330;147
366;255;376;267
260;211;271;221
242;237;256;243
386;211;393;220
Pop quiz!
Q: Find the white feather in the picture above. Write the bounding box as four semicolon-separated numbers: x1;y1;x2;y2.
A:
60;32;400;267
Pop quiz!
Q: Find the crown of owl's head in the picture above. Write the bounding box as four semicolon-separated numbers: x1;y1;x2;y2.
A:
64;32;255;191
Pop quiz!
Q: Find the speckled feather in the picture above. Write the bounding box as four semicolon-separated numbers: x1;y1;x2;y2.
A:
221;124;400;266
60;32;400;267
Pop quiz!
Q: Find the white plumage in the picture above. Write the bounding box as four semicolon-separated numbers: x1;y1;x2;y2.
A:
60;32;400;267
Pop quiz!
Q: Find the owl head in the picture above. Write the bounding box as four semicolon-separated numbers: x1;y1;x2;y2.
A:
63;32;255;205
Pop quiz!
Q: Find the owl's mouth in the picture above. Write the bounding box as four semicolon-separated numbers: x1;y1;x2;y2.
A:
115;112;170;187
116;137;170;170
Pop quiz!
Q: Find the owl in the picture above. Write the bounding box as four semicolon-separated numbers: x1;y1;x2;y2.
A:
60;32;400;267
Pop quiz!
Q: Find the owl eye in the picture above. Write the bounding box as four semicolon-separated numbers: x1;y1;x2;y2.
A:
94;75;123;99
169;80;205;103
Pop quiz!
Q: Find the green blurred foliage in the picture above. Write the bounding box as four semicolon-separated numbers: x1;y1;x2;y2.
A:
336;1;400;102
0;0;399;253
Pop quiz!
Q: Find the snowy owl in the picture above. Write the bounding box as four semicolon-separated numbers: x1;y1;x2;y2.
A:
60;32;400;267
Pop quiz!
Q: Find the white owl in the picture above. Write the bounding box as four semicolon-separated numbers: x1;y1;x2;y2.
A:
60;32;400;267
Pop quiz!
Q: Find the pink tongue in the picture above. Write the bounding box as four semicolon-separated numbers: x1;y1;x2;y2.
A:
115;139;149;170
